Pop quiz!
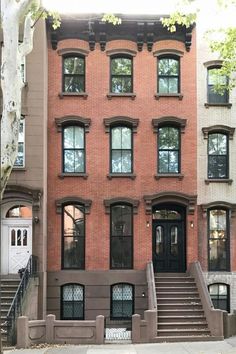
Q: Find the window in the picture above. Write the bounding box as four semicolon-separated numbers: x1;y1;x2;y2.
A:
111;56;132;93
62;204;85;269
63;55;85;93
158;126;180;173
6;205;32;218
111;283;134;319
208;209;229;271
14;119;25;168
110;204;133;269
158;57;179;94
209;283;230;312
61;284;84;319
111;126;132;173
63;126;85;173
207;67;228;104
208;133;228;179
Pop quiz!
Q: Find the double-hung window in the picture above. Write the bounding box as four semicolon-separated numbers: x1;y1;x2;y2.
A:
63;126;85;173
110;56;133;93
207;67;228;104
63;55;85;93
61;284;84;319
62;204;85;269
208;133;228;179
14;118;25;168
208;209;229;271
111;283;134;319
158;126;180;174
208;283;230;312
158;56;180;94
111;126;132;174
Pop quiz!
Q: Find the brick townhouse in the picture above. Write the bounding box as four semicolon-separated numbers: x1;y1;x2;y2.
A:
46;14;198;322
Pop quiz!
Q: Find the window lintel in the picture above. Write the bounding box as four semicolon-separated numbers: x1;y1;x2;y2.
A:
56;197;92;214
152;117;187;133
201;201;236;218
202;125;235;140
55;116;91;133
57;48;89;57
153;49;184;57
104;116;139;133
104;198;139;214
204;60;223;68
106;49;137;57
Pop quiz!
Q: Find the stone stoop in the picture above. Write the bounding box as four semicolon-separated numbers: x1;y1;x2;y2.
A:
154;273;222;343
0;277;20;346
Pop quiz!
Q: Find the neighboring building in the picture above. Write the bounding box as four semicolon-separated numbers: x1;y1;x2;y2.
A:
0;19;48;320
46;15;197;321
197;27;236;313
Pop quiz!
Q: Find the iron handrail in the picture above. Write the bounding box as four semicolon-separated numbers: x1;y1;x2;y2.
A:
5;255;38;345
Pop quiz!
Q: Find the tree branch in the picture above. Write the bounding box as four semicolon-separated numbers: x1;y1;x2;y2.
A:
19;12;34;58
17;0;35;19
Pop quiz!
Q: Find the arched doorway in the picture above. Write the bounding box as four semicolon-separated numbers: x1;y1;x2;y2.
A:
152;204;186;273
1;204;32;274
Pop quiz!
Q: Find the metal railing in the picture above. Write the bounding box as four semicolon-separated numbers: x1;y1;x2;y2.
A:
104;317;132;341
6;255;38;345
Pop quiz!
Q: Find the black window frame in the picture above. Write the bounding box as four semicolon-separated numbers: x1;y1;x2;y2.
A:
208;283;230;312
207;66;229;104
110;125;133;174
110;203;133;269
110;283;134;320
208;208;230;272
110;55;133;94
62;54;85;93
157;55;180;94
158;125;181;174
208;132;229;179
61;283;85;320
62;124;86;174
62;203;85;270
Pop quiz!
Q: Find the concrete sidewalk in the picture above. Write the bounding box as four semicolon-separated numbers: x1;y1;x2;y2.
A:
4;337;236;354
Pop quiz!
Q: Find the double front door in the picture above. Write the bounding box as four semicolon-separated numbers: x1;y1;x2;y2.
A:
152;207;186;273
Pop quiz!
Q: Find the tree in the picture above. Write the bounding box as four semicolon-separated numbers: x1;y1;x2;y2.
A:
161;0;236;93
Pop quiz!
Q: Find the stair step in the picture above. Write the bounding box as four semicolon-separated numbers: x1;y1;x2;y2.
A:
158;303;202;310
155;276;194;282
158;315;206;323
153;335;222;343
158;322;208;330
157;328;211;336
157;292;199;298
157;287;197;292
158;310;204;316
156;282;196;287
158;298;201;304
155;273;188;276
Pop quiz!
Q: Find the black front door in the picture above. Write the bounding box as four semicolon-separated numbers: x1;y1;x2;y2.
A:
152;207;185;272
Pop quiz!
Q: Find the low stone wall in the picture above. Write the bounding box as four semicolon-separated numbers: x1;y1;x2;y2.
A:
132;310;157;343
223;311;236;338
17;314;104;348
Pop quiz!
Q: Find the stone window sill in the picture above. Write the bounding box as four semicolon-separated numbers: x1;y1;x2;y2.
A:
107;173;136;180
155;173;184;180
12;167;26;172
205;178;233;185
155;93;183;100
204;103;232;109
58;173;88;179
59;92;88;99
107;93;136;100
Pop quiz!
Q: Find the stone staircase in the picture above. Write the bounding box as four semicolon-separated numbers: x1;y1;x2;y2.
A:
1;276;20;347
154;273;221;342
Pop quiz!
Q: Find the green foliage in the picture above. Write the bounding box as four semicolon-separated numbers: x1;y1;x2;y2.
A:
102;14;122;25
29;2;61;29
161;12;196;32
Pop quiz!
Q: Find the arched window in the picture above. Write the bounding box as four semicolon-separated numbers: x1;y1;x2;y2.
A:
207;66;228;104
62;204;85;269
208;283;230;312
111;283;134;319
208;133;228;179
6;205;32;218
110;204;133;269
63;55;85;93
110;56;133;93
158;56;180;94
158;126;180;173
111;126;132;173
63;125;85;173
208;209;229;271
61;284;84;319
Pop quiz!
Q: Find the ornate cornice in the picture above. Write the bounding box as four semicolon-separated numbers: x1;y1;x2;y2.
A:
104;197;140;214
55;116;91;133
152;117;187;133
143;192;197;215
56;197;92;214
104;116;139;133
202;125;235;140
201;201;236;218
2;184;42;211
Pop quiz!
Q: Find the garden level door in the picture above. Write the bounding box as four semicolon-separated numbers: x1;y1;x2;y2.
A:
152;207;186;273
